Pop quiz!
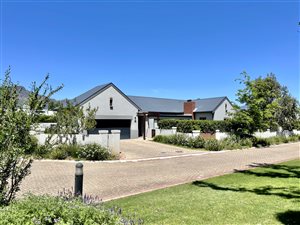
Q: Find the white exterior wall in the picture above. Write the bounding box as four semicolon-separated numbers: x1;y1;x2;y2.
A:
81;86;139;139
34;131;120;153
254;129;277;138
213;99;234;120
194;112;213;120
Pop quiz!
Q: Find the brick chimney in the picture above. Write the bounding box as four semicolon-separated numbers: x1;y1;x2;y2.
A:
184;100;195;118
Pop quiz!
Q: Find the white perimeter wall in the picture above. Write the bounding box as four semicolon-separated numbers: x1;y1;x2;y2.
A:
33;130;120;153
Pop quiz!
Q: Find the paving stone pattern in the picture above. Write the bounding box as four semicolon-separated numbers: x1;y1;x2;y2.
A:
19;142;299;201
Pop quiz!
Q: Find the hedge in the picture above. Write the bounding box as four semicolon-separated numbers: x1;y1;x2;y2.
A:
35;114;57;123
158;119;231;133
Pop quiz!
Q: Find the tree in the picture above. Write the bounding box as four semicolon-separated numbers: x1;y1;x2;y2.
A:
231;71;298;137
0;68;62;205
47;100;97;145
275;86;299;130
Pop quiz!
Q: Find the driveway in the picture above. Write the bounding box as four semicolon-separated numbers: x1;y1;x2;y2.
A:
120;138;202;159
19;142;299;201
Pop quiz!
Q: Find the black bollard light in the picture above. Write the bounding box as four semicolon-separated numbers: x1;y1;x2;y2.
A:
74;162;83;197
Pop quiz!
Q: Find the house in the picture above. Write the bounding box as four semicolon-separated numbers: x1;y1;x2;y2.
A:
68;83;234;139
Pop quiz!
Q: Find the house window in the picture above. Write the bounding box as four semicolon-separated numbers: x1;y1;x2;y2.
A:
199;117;206;120
109;97;113;110
225;103;228;113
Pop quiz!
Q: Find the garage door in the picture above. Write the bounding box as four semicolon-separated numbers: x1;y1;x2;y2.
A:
96;119;131;139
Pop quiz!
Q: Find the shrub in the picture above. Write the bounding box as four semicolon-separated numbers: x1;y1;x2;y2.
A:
204;139;223;151
0;195;124;224
24;135;39;155
154;134;205;149
187;136;206;148
239;138;253;148
48;145;69;160
158;119;231;133
220;136;242;150
78;144;113;160
288;135;299;142
252;138;271;147
32;145;50;158
153;135;167;143
35;114;57;123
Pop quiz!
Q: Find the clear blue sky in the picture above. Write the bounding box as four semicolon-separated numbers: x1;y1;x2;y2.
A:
1;0;299;102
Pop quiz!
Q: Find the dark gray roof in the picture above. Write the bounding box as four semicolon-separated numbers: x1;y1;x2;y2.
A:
194;97;227;112
128;96;185;113
72;83;110;105
129;95;229;113
66;83;141;110
61;82;230;113
60;83;110;106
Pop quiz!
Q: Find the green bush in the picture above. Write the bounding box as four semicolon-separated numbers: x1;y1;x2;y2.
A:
153;135;168;143
204;139;224;151
32;145;50;158
158;119;231;133
78;143;113;160
48;145;69;160
187;136;206;148
252;138;271;147
288;135;299;142
35;114;57;123
154;132;298;151
239;138;253;148
24;135;39;155
0;195;123;224
154;134;205;149
220;136;242;150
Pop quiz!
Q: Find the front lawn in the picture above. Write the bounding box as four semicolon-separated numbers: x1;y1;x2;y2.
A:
106;160;300;225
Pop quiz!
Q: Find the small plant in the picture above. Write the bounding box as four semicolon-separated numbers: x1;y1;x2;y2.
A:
204;139;223;151
24;135;39;155
48;146;69;159
78;143;113;160
239;138;253;147
252;137;271;147
288;135;300;142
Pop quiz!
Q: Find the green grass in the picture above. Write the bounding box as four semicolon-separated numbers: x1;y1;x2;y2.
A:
106;160;300;225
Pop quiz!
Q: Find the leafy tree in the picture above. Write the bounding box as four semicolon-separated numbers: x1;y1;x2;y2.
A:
0;68;62;205
231;72;298;137
47;100;97;144
275;86;300;130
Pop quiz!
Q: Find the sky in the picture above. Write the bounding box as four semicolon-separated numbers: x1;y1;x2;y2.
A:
0;0;299;103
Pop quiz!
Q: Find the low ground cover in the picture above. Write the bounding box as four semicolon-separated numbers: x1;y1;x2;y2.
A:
0;195;142;224
106;160;300;225
153;133;300;151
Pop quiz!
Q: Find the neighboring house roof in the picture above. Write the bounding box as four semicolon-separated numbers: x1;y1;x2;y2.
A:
128;96;185;113
194;97;228;113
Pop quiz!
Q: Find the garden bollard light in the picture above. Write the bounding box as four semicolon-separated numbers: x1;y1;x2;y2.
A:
75;162;83;197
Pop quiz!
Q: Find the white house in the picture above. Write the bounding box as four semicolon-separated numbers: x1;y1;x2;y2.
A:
66;83;234;139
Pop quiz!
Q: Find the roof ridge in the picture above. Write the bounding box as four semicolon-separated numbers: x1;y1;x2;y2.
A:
195;96;227;101
128;95;185;101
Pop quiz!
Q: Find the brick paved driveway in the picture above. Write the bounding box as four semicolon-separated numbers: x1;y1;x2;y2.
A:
19;142;299;201
120;138;201;159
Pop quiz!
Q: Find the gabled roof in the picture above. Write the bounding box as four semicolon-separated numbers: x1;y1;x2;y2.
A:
62;82;231;114
128;96;185;113
67;83;141;110
72;83;110;105
194;96;228;112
